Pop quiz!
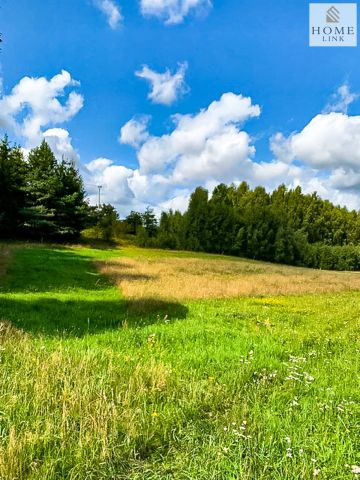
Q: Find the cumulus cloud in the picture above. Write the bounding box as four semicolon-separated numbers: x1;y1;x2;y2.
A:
140;0;212;24
271;107;360;209
129;92;261;178
3;70;359;215
271;113;360;170
91;92;262;215
108;91;360;215
114;88;360;214
84;158;135;207
43;128;79;163
86;158;114;173
135;63;188;106
324;83;359;114
159;192;191;213
119;116;150;147
93;0;123;29
0;70;83;160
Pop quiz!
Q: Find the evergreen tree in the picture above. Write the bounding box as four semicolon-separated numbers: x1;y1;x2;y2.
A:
142;207;158;237
22;140;92;239
0;137;27;237
22;140;60;238
54;160;91;239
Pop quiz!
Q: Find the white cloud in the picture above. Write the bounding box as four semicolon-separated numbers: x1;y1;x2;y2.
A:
172;127;255;184
134;92;260;175
119;116;150;147
0;70;83;154
271;113;360;170
43;128;79;163
159;192;191;213
93;0;123;29
94;92;261;215
271;109;360;209
86;157;114;173
135;63;188;106
140;0;212;24
76;87;360;214
324;83;359;114
3;71;360;215
81;93;262;215
115;89;360;214
84;158;135;209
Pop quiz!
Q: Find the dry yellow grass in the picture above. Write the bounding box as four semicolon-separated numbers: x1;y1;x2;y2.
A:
97;254;360;301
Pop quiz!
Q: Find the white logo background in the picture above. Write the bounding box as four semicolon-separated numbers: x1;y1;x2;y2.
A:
310;3;357;47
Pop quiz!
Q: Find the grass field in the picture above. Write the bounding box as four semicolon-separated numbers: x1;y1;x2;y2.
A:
0;244;359;479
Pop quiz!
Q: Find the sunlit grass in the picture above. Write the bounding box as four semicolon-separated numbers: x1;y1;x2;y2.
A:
97;252;360;300
0;244;358;479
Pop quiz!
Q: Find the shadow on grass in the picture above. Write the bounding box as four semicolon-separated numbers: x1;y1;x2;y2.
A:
0;246;188;336
1;247;110;293
0;296;188;336
97;260;158;283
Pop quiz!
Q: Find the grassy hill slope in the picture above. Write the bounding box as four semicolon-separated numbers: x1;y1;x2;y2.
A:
0;244;358;479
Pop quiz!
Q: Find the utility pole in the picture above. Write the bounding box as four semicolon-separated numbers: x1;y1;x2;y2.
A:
97;185;103;207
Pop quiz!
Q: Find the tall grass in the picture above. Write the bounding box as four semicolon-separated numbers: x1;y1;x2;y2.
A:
98;254;360;301
0;244;358;479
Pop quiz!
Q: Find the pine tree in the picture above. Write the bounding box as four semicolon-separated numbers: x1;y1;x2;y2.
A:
22;140;60;238
142;207;158;237
54;160;91;239
0;136;27;237
23;140;92;240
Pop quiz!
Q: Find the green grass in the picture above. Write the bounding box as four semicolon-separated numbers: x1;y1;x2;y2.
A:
0;244;359;479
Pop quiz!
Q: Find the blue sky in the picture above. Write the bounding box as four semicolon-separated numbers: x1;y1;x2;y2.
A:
1;0;360;214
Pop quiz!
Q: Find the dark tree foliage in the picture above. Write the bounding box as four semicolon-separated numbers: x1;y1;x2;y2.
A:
157;210;186;250
0;138;94;241
144;182;360;271
142;207;158;237
185;187;209;251
95;204;119;242
54;160;93;238
125;211;143;234
0;136;27;237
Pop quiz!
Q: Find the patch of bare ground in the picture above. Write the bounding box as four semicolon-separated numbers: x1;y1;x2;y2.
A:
97;255;360;301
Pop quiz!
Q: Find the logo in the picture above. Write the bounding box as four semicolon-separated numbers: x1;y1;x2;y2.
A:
309;3;357;47
326;6;340;23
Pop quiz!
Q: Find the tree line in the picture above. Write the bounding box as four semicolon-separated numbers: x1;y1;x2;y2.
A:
127;183;360;271
2;135;360;270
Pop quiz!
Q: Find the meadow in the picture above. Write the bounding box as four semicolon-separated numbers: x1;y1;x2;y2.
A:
0;243;359;479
